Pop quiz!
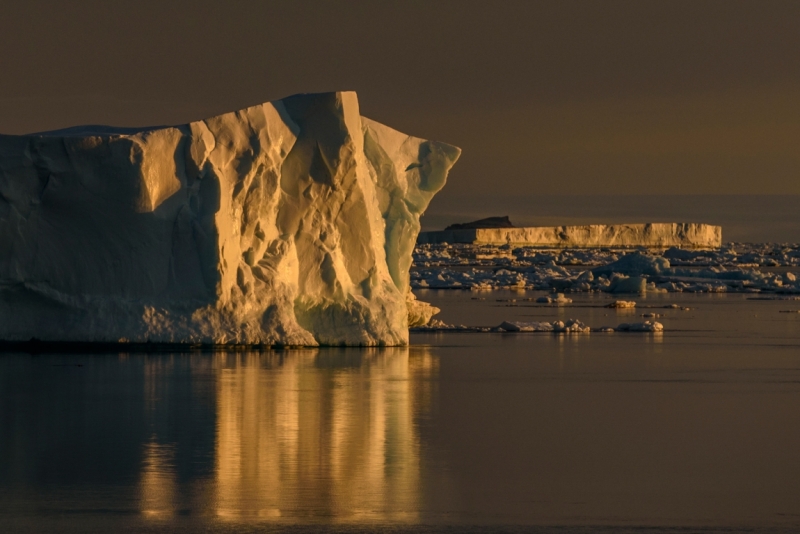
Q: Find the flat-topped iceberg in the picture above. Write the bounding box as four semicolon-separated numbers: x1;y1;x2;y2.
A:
418;223;722;248
0;92;460;345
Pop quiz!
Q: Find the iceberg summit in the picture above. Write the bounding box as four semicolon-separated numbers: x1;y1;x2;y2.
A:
0;92;461;346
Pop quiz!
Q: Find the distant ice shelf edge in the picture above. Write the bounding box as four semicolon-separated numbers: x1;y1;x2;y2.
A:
417;223;722;248
0;91;461;346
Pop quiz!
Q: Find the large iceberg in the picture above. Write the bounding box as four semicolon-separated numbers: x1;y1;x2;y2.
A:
0;92;460;346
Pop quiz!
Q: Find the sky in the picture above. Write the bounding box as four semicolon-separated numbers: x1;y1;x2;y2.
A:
1;0;798;237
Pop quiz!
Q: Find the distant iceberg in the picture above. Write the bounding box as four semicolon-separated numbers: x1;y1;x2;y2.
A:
418;223;722;248
0;92;460;345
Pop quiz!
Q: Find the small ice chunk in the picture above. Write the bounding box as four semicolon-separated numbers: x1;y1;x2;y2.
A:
498;318;589;333
608;276;647;294
498;321;553;332
606;300;636;308
553;319;591;333
412;319;470;331
536;293;573;305
616;321;664;332
593;252;670;277
407;294;441;327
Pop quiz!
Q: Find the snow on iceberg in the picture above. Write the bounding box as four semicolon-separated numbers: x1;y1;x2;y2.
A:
0;92;460;345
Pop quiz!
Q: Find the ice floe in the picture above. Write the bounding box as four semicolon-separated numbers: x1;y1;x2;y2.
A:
535;293;573;304
498;319;590;333
606;300;637;308
615;321;664;332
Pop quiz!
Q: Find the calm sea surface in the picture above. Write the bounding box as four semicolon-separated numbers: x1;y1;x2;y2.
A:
2;290;800;533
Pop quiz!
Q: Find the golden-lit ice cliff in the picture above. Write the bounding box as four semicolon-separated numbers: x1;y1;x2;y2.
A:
0;92;460;345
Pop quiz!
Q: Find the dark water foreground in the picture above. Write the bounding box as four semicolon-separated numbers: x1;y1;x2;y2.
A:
2;292;800;533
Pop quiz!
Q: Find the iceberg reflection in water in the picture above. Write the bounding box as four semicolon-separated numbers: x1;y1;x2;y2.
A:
212;349;435;522
139;439;178;518
4;298;800;532
0;348;436;531
135;349;437;523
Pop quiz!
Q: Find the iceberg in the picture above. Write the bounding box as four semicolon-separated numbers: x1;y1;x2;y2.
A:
418;223;722;248
0;92;460;345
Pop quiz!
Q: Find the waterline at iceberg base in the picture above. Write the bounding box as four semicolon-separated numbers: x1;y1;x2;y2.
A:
0;92;461;346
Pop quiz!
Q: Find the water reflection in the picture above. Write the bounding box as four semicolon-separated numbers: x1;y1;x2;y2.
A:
136;348;436;522
215;348;434;521
140;439;177;518
7;315;800;529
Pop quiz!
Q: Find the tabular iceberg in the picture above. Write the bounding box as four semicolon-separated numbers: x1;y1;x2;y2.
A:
418;223;722;248
0;92;460;346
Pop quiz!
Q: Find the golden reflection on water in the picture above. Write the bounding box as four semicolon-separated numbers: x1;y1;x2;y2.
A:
140;439;177;518
139;348;437;522
215;348;436;521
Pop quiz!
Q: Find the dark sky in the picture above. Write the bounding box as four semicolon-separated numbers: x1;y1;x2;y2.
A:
1;0;799;200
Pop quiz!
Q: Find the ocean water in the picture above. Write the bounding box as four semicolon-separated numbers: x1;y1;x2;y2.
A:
2;291;800;532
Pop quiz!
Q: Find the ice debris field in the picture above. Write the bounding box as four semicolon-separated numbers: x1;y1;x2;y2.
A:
412;243;800;293
409;242;800;334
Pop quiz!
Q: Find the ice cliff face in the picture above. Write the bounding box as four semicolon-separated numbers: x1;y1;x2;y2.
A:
0;92;460;345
